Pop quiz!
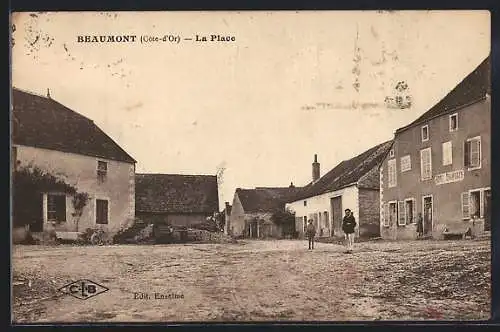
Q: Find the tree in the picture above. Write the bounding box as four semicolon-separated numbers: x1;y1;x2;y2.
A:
271;208;296;237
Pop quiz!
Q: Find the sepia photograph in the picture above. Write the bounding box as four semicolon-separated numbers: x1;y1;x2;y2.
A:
10;10;491;323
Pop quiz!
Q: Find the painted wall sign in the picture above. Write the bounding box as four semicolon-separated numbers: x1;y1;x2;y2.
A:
434;170;464;185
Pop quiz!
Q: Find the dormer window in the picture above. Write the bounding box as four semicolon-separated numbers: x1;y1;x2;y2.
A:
449;113;458;132
421;125;429;142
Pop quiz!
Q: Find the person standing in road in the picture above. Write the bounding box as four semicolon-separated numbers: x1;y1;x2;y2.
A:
306;219;316;250
416;213;424;238
342;209;356;253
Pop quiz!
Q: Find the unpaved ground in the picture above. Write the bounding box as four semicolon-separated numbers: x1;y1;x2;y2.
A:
12;239;490;323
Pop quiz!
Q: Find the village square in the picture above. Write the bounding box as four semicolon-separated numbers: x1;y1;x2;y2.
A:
11;11;491;323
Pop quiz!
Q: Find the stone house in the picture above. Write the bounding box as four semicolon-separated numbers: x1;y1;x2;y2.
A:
12;88;136;235
135;174;219;227
379;56;490;240
286;144;392;239
229;185;300;238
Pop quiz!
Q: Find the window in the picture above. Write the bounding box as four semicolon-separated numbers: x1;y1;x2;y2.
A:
462;188;490;220
400;155;411;172
464;137;481;170
421;125;429;142
388;159;397;187
47;194;66;222
442;141;453;166
388;202;398;226
449;113;458;132
96;199;109;224
97;161;108;183
303;200;307;207
420;147;432;180
303;216;307;232
383;203;390;227
404;199;416;224
389;149;395;158
398;201;405;226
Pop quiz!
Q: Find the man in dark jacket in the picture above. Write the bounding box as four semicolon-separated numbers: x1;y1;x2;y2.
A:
342;209;357;253
306;219;316;250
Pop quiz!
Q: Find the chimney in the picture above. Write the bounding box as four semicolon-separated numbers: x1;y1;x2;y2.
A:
312;154;320;182
225;201;230;210
47;88;51;99
289;182;295;188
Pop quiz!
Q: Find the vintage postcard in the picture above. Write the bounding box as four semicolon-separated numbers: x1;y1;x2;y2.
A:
10;10;491;323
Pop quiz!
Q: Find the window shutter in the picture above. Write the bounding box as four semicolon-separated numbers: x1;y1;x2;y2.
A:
461;192;470;219
464;141;470;167
55;195;66;221
383;203;389;226
470;139;480;167
412;199;417;224
398;201;405;226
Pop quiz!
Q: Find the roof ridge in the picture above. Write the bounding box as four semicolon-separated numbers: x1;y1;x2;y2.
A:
136;173;216;177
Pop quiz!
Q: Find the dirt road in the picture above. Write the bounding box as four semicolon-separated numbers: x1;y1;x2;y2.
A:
12;239;490;322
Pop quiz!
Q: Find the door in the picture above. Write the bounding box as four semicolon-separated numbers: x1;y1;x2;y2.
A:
330;196;342;236
422;196;433;235
484;189;491;231
249;221;258;238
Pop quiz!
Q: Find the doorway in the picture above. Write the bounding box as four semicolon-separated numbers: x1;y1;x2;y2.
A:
422;195;433;235
484;189;491;231
330;196;342;236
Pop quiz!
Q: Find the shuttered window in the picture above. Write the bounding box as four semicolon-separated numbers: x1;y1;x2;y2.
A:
464;137;481;169
400;155;411;172
398;201;406;226
461;192;470;219
388;159;397;187
47;194;66;222
442;141;452;166
405;199;416;224
383;203;390;227
420;148;432;180
96;199;109;224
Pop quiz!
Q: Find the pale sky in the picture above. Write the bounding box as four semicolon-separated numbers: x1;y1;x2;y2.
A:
11;11;490;209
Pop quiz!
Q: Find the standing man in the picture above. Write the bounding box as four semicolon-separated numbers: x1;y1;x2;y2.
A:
306;219;316;250
416;213;424;238
342;209;356;253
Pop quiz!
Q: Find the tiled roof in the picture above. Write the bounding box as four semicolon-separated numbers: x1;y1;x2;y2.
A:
396;56;490;134
135;173;219;214
236;187;301;213
290;140;393;201
12;88;136;163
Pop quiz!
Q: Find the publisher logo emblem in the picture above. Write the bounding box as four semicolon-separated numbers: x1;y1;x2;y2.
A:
59;279;109;300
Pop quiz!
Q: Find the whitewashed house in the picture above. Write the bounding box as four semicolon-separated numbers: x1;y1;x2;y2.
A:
286;143;392;239
12;88;136;236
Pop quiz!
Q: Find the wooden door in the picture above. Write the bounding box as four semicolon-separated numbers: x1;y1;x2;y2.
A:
484;190;491;231
330;196;342;236
422;196;433;235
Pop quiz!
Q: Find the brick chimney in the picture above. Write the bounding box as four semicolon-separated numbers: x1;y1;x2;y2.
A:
289;182;295;188
312;154;320;182
47;88;51;99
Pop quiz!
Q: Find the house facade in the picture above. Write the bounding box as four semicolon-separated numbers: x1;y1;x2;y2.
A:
230;185;300;238
379;57;490;240
12;88;136;235
286;144;392;239
135;174;219;227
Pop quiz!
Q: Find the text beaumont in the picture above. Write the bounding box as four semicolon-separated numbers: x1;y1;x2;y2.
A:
77;35;137;43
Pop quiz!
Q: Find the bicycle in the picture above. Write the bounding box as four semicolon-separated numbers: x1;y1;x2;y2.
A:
90;228;105;245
